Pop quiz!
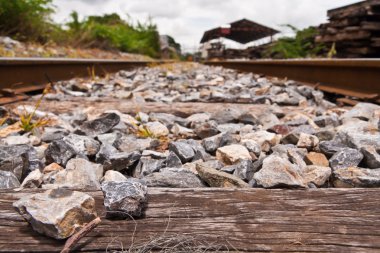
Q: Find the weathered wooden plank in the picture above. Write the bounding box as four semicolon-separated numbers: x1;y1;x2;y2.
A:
0;188;380;252
6;98;271;117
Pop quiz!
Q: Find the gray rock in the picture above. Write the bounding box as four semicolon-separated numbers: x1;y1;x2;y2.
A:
77;113;120;137
149;113;187;128
0;144;41;181
336;120;380;149
13;189;97;239
360;146;380;169
217;123;242;134
0;171;20;189
196;164;250;188
59;111;88;127
333;167;380;188
43;158;103;190
45;140;77;166
193;121;220;139
233;159;255;182
329;148;363;170
198;160;225;171
96;144;140;171
315;128;335;142
96;132;122;146
20;169;43;189
169;141;195;163
202;132;234;154
1;135;30;145
117;135;155;153
101;170;128;183
186;113;210;126
143;168;205;188
241;139;261;157
238;112;260;125
211;108;240;124
341;103;380;121
166;152;182;167
134;157;164;178
319;140;346;157
101;180;147;218
314;114;340;128
253;155;306;188
41;127;69;142
63;134;100;156
171;123;195;137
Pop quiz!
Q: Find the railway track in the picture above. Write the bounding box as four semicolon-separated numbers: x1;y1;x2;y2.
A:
0;58;380;105
205;59;380;103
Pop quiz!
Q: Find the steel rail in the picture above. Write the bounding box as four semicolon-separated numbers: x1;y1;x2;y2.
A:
205;59;380;101
0;58;164;91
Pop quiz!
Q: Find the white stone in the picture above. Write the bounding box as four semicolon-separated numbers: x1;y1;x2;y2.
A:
216;144;251;165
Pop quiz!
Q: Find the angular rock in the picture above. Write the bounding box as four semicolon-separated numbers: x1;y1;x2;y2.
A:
45;140;76;166
78;113;120;137
196;164;250;188
238;112;260;125
166;151;182;167
341;103;380;121
41;127;69;143
143;168;205;188
96;144;140;171
202;132;234;154
241;139;261;157
360;146;380;169
304;152;329;167
313;114;340;128
13;189;97;239
193;121;220;139
186;113;210;125
329;148;363;170
169;141;195;163
211;108;240;124
142;150;168;159
242;130;280;152
319;140;347;157
117;135;155;153
253;155;306;188
63;134;100;156
233;159;255;182
44;158;103;190
217;123;242;134
101;180;147;218
133;157;164;178
1;135;30;146
20;169;43;189
101;170;128;183
336;120;380;149
171;123;195;137
216;144;251;165
0;144;41;181
96;132;122;146
144;121;169;137
296;133;319;150
333;167;380;188
0;171;20;189
303;166;332;187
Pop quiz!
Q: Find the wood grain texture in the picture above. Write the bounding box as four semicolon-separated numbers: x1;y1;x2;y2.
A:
7;98;271;117
1;188;380;252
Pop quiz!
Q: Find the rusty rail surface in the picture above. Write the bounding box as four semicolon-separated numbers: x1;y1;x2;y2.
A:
0;58;160;101
205;59;380;101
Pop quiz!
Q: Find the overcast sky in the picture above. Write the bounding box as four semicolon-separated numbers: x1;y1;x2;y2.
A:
53;0;360;52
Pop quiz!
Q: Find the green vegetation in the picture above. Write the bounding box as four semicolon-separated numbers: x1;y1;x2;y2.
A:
0;0;161;58
265;25;327;59
0;0;56;43
18;83;51;132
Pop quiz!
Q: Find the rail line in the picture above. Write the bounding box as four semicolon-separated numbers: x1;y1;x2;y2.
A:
1;58;380;104
205;59;380;103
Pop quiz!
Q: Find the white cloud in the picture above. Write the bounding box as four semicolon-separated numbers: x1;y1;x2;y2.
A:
53;0;361;52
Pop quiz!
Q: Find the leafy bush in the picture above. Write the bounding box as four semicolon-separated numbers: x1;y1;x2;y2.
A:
0;0;56;42
66;12;161;58
265;25;327;59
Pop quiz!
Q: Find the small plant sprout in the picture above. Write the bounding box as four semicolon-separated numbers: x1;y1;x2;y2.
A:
18;82;52;132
